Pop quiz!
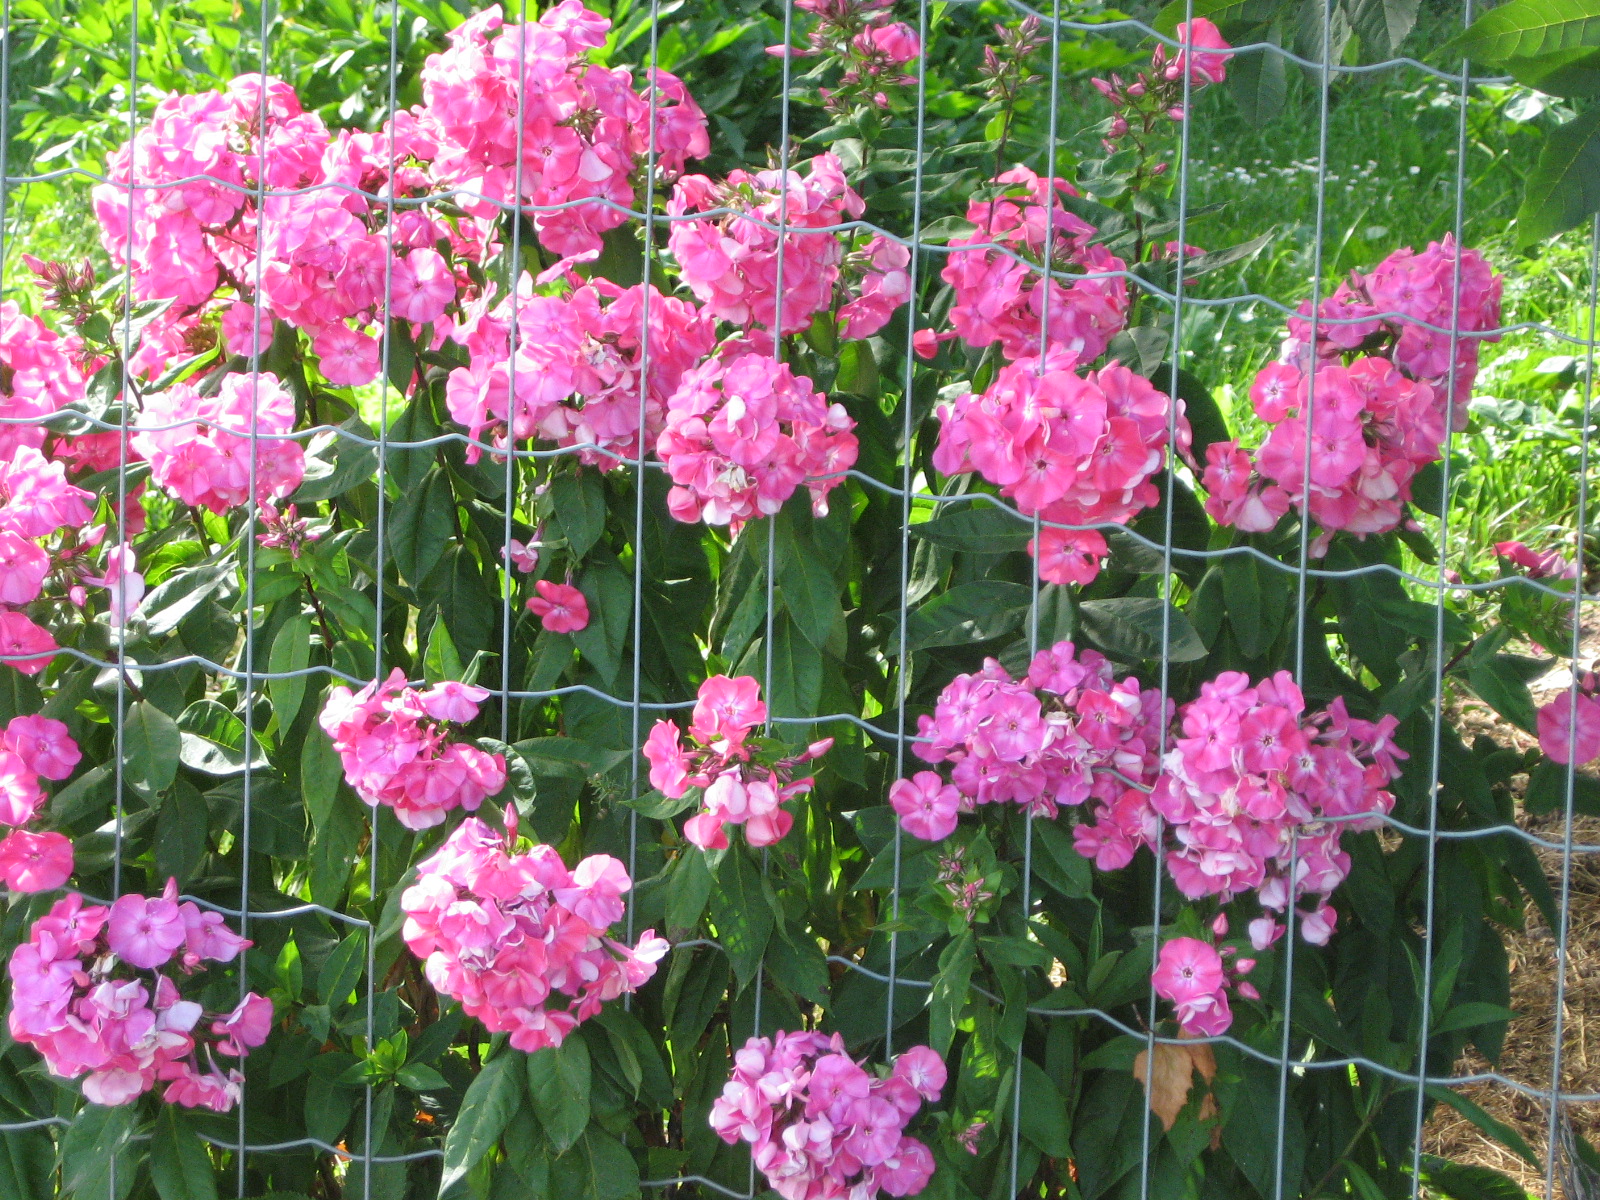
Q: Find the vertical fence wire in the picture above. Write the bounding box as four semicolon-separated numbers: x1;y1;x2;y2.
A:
7;0;1600;1195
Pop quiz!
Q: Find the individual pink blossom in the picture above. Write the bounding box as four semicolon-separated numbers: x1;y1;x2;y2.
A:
0;830;73;892
319;668;507;830
400;817;667;1053
0;531;49;605
526;580;590;633
657;353;857;533
7;884;267;1109
1496;541;1578;581
314;324;381;387
0;612;57;676
1538;685;1600;767
1167;19;1230;86
888;772;960;842
711;1032;942;1200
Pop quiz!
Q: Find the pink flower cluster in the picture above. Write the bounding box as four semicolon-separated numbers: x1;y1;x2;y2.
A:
446;277;715;468
644;675;832;849
1538;671;1600;767
8;884;271;1110
938;167;1129;363
1202;240;1502;542
1078;671;1405;949
1496;540;1578;581
668;153;875;337
1201;356;1446;537
400;815;668;1053
710;1033;944;1200
0;716;80;893
318;670;507;831
0;304;88;462
132;372;305;513
932;354;1188;586
893;641;1169;840
1151;935;1256;1038
657;353;857;531
0;446;99;674
418;1;708;257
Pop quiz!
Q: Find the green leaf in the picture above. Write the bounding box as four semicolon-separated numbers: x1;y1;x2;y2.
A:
666;848;714;936
548;1127;641;1200
124;699;182;799
397;1063;449;1092
765;613;823;725
302;723;344;830
1467;655;1540;733
1517;102;1600;246
710;849;775;990
900;581;1032;654
930;931;976;1055
552;472;607;560
155;779;210;885
571;563;633;688
61;1104;135;1199
440;1052;524;1192
1031;817;1094;899
1153;0;1280;35
268;612;313;732
318;930;366;1008
1077;597;1207;662
151;1107;219;1200
1349;0;1420;56
1449;0;1600;64
292;416;380;503
908;507;1032;555
423;618;466;686
777;523;845;655
385;317;418;397
1018;1058;1072;1157
1433;1001;1519;1037
527;1037;592;1153
388;468;457;586
1418;1156;1534;1200
1425;1084;1540;1165
1220;551;1290;660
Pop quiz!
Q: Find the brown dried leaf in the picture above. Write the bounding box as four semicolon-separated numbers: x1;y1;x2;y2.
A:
1132;1040;1219;1133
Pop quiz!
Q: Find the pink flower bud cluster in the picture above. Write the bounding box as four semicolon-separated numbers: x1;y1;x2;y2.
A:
939;167;1129;363
1077;671;1406;950
318;669;508;831
1202;240;1503;542
656;352;857;532
667;153;875;337
1538;671;1600;767
417;1;708;258
8;884;271;1110
445;276;716;469
0;304;88;462
0;715;80;893
770;0;920;114
132;372;305;514
1091;20;1231;142
0;445;98;674
932;353;1188;586
1151;935;1255;1038
1495;540;1578;581
643;674;832;850
893;641;1169;841
710;1033;945;1200
400;816;668;1053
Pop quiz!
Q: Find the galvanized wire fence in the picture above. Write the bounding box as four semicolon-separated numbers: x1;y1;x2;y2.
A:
0;0;1597;1197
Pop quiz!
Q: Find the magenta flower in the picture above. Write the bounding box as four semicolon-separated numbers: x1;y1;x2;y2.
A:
526;580;590;634
888;772;960;843
1538;689;1600;767
0;830;73;892
106;893;188;970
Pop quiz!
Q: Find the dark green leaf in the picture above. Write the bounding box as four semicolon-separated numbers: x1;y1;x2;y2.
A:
1467;655;1540;733
1449;0;1600;63
527;1037;592;1153
1220;551;1290;660
1424;1084;1539;1165
62;1104;135;1199
930;931;976;1055
151;1107;219;1200
552;472;607;560
1517;102;1600;246
440;1053;524;1191
548;1127;641;1200
1077;597;1207;662
711;849;775;990
388;468;457;586
124;699;181;798
900;581;1032;654
155;780;210;885
268;613;313;732
908;507;1031;555
1018;1058;1072;1157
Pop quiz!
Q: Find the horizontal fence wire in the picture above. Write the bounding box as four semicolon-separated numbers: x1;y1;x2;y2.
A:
0;0;1596;1194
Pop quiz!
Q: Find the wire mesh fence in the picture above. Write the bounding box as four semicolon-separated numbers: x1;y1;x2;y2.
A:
0;0;1596;1197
